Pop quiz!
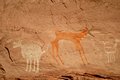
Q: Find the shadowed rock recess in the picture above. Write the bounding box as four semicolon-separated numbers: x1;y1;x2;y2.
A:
0;0;120;80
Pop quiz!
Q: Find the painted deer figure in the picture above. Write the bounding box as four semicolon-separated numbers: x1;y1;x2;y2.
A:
13;40;45;73
51;27;94;65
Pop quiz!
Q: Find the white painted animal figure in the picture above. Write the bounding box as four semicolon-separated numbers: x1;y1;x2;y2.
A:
13;40;45;73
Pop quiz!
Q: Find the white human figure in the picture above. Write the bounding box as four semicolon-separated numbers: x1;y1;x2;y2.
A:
103;39;119;64
13;40;45;73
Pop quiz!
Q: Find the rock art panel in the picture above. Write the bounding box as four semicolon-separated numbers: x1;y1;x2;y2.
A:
0;0;120;79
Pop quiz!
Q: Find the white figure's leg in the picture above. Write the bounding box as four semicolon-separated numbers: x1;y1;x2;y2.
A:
29;58;32;72
36;58;39;73
33;58;36;72
25;59;29;72
113;53;115;62
111;53;113;63
107;53;110;63
109;53;111;63
112;53;115;63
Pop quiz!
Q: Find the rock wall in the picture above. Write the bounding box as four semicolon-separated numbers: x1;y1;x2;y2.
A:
0;0;120;80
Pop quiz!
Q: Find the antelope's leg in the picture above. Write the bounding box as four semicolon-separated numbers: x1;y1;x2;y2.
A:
74;40;87;65
25;59;29;71
51;41;60;65
55;41;64;65
79;42;89;64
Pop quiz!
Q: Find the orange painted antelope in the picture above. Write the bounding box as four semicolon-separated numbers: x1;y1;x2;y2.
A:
51;26;94;65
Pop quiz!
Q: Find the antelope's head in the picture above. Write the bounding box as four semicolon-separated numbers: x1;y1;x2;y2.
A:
80;26;95;37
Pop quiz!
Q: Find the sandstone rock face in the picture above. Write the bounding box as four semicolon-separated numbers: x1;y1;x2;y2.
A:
0;0;120;80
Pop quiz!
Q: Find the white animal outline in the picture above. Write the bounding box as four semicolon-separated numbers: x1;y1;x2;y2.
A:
13;40;46;73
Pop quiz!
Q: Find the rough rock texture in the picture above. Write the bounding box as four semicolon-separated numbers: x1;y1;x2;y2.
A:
0;0;120;80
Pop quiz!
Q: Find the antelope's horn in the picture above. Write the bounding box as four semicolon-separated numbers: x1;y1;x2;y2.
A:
88;32;95;37
89;25;94;31
88;26;95;37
